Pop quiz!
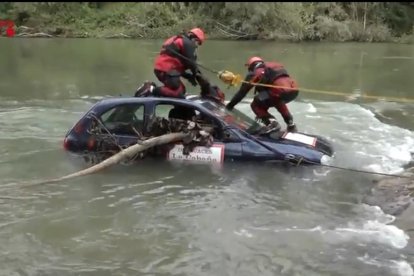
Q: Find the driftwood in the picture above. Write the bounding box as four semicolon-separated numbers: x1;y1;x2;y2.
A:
15;32;53;38
104;33;132;39
22;132;189;188
18;116;215;188
214;20;257;40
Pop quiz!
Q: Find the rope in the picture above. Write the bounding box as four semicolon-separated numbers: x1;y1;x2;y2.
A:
160;46;414;178
163;46;414;104
161;43;414;104
287;156;413;179
217;70;414;104
239;127;413;180
163;46;220;75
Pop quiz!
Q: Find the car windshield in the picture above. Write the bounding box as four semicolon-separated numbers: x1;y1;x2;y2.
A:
201;101;263;134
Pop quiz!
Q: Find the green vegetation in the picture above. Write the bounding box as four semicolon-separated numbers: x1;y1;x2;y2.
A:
1;2;413;43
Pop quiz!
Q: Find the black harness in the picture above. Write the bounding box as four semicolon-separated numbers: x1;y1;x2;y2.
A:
255;65;290;93
160;35;182;57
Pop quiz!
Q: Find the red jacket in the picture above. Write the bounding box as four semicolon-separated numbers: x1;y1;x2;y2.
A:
227;61;295;106
154;34;199;75
226;61;298;123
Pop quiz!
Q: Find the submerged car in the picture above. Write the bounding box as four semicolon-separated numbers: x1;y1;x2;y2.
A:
63;95;334;165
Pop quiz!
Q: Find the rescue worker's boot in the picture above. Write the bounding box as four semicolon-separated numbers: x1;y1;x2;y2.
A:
134;81;157;97
256;116;282;134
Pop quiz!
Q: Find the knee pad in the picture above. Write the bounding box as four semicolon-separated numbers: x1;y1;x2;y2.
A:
255;91;271;105
165;75;182;90
154;84;186;98
280;91;298;103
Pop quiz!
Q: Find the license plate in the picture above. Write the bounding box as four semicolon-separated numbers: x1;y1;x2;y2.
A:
167;144;225;164
282;132;317;147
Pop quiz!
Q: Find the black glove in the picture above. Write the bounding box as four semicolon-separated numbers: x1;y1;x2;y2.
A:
151;88;161;97
195;71;207;83
225;103;234;111
182;72;198;86
188;76;198;86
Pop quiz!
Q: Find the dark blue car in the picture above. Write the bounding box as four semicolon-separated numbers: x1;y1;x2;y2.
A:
63;95;334;166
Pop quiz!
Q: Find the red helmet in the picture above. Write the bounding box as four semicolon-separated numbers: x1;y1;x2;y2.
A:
189;28;205;45
245;56;264;67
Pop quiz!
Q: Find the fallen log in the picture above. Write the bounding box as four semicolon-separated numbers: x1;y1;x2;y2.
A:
1;116;213;190
22;132;189;188
15;32;53;38
104;33;132;39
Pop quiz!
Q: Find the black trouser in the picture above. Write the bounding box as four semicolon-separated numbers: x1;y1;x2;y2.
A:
251;90;298;125
153;69;186;98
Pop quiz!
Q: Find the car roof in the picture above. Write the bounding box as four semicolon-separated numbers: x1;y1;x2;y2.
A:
90;95;224;119
94;95;207;108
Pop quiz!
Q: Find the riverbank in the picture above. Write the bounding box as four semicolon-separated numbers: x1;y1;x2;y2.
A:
2;3;413;44
10;25;414;45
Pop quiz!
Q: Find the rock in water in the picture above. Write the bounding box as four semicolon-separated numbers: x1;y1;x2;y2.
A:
362;167;414;216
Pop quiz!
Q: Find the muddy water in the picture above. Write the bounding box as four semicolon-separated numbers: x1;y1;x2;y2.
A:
0;38;413;275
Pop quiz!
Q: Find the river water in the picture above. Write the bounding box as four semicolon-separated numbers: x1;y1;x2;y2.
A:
0;38;413;276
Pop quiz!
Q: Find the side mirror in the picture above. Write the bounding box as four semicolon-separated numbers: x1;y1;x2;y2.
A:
222;129;242;143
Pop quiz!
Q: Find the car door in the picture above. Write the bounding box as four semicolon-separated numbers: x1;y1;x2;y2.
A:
150;100;245;164
95;102;147;149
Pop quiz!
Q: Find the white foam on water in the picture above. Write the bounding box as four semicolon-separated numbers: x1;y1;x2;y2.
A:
361;204;396;224
393;260;414;276
305;102;318;113
310;102;413;174
232;99;414;174
358;254;414;276
267;222;409;249
234;229;254;238
328;204;409;249
251;204;409;252
335;220;409;249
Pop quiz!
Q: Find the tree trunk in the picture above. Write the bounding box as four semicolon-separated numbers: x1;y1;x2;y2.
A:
22;132;189;188
363;2;368;32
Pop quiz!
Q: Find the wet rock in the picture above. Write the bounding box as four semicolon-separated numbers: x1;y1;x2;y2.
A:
362;174;414;216
405;165;414;176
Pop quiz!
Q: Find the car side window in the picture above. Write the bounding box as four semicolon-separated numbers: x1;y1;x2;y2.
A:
154;103;226;140
99;104;145;135
155;104;175;119
155;103;197;121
